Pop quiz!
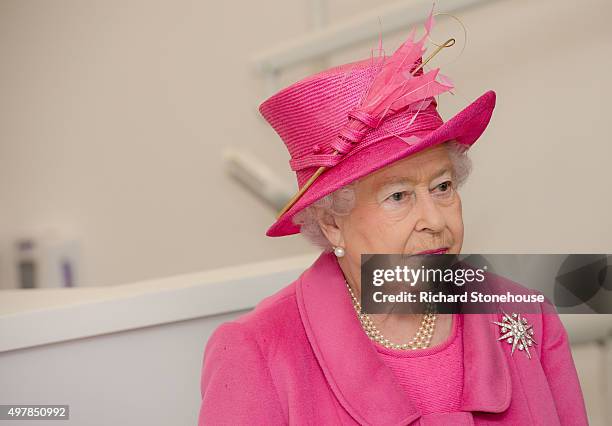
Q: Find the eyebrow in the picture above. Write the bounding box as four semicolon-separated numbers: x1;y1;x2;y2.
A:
375;165;454;189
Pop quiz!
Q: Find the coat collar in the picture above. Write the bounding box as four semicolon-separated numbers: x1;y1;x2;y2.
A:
295;251;512;426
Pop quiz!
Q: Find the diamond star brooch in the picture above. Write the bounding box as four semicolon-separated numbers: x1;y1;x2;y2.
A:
492;311;537;359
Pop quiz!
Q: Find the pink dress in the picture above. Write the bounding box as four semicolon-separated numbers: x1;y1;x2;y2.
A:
372;313;463;416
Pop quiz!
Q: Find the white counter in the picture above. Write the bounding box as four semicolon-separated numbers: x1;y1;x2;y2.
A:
0;252;320;352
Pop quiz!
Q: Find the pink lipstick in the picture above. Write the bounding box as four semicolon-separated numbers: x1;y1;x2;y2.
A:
415;247;449;255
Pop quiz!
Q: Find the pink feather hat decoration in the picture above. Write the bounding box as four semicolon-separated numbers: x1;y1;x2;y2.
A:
259;6;496;237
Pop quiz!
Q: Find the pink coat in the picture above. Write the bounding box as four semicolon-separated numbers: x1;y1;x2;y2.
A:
198;251;588;425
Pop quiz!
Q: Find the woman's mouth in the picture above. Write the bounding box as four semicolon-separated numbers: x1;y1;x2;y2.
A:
415;247;449;255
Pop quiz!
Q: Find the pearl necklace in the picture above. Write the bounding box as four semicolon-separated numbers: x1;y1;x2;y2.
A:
344;279;437;350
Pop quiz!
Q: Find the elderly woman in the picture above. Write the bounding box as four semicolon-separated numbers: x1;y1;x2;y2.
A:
198;11;588;426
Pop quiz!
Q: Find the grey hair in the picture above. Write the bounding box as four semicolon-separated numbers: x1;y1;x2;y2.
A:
292;140;472;252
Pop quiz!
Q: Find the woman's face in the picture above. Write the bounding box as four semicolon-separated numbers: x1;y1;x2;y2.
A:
324;143;464;266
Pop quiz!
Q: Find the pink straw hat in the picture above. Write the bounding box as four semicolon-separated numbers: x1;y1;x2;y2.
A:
259;7;496;237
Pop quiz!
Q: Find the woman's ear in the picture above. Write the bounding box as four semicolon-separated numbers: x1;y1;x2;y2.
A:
315;207;345;248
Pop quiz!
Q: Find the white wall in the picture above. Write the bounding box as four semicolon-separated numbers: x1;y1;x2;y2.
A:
1;0;611;289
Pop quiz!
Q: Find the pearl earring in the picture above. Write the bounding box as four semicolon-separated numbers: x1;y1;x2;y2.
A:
333;246;345;258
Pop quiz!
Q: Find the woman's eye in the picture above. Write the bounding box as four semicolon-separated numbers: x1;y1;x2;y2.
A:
436;181;452;192
389;191;408;202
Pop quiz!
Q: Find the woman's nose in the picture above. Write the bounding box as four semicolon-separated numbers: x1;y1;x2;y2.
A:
414;191;446;233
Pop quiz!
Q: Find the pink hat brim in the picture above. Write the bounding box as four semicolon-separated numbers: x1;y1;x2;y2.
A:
266;90;496;237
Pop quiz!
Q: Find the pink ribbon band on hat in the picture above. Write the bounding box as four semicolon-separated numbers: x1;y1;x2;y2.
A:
289;101;443;172
347;109;382;129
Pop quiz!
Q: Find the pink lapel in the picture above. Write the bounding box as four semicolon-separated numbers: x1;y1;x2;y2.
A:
460;310;513;413
295;251;513;426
